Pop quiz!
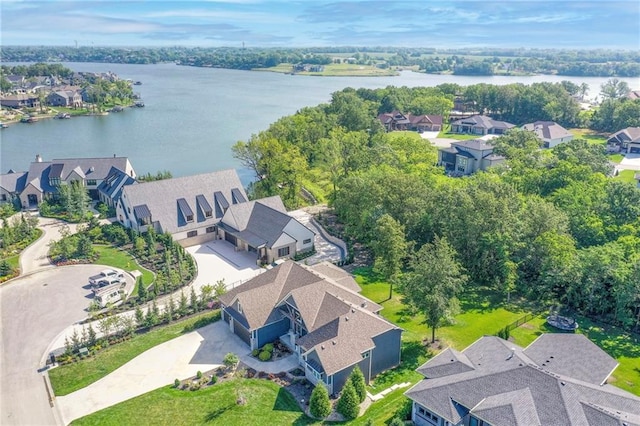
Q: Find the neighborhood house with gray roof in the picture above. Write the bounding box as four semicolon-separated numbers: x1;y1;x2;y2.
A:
219;260;402;395
405;334;640;426
117;169;314;262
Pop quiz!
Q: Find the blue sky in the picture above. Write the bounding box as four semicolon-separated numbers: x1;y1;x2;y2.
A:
1;0;639;49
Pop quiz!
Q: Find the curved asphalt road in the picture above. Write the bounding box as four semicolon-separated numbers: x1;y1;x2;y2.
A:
0;265;111;425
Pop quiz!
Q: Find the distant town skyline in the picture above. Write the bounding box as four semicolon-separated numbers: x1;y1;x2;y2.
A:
2;0;639;49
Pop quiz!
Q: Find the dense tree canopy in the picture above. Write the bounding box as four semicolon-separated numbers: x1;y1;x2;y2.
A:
232;83;640;330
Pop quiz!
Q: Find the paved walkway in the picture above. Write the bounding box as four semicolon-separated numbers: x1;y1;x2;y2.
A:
56;320;297;424
19;215;80;275
288;208;345;265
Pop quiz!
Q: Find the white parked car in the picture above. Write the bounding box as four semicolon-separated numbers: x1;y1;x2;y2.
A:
89;269;124;286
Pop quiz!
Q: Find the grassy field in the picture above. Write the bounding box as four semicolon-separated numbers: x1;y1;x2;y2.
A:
614;169;638;184
355;267;526;347
260;63;399;77
569;128;608;145
49;310;220;396
608;153;624;164
72;379;313;426
510;314;640;396
92;245;154;295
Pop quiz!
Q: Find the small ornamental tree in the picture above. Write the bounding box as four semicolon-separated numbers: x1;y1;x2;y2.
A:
136;276;147;302
223;352;239;371
336;380;360;420
349;366;367;403
309;384;331;419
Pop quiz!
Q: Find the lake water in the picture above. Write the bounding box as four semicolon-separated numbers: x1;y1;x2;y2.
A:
1;62;638;184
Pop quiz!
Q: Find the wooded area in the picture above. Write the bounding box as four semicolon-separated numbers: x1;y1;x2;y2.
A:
233;82;640;331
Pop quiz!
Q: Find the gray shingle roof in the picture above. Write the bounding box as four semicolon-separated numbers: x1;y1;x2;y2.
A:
219;261;395;376
522;121;573;141
452;139;495;151
524;333;618;386
121;169;246;235
608;127;640;144
0;171;27;194
133;204;151;220
220;196;311;249
97;166;135;200
405;335;640;426
25;157;132;194
452;114;515;130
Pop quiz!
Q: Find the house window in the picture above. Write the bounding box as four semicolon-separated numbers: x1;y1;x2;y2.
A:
206;226;216;233
49;177;61;187
237;302;242;314
278;247;290;257
205;211;212;218
187;230;197;238
86;179;97;186
186;214;194;222
303;238;312;244
0;194;6;201
362;351;370;359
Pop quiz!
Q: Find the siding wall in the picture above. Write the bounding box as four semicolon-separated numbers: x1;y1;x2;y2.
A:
370;329;402;377
257;317;290;348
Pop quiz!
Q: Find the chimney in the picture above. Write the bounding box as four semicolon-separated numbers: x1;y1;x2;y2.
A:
35;154;42;162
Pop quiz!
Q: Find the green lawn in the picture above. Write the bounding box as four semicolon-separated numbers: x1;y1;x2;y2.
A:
608;153;624;164
510;314;640;396
259;63;398;77
72;379;314;426
355;267;526;348
92;245;154;295
49;310;220;396
436;131;481;141
569;128;608;145
614;169;638;184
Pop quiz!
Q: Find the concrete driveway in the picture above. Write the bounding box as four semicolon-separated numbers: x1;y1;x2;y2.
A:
186;240;263;292
56;320;248;424
0;264;122;426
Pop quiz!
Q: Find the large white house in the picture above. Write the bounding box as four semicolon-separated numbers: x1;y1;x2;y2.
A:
522;121;574;148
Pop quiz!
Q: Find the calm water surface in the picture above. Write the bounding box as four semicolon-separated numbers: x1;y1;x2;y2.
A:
2;62;638;184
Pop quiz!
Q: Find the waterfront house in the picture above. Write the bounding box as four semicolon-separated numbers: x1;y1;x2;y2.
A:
450;115;515;136
607;127;640;154
377;111;443;132
117;170;315;258
218;196;315;264
47;90;83;108
438;139;505;175
219;260;402;395
0;94;40;109
0;171;27;206
19;155;136;209
522;121;574;148
97;166;136;208
405;334;640;426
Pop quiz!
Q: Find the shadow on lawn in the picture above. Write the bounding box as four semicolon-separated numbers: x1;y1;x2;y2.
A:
273;387;302;413
203;403;235;422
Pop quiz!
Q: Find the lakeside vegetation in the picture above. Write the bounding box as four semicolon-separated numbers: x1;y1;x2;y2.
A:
2;46;639;77
232;82;640;335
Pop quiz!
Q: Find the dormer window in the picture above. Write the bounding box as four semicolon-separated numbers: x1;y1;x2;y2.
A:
186;214;193;222
237;302;242;314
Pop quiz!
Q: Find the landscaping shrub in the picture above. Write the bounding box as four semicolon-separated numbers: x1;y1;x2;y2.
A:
262;343;274;353
223;352;239;370
309;384;331;419
259;350;272;361
252;349;260;357
210;375;217;385
394;397;413;420
389;417;405;426
336;380;360;420
349;366;367;403
196;370;203;380
174;378;180;388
